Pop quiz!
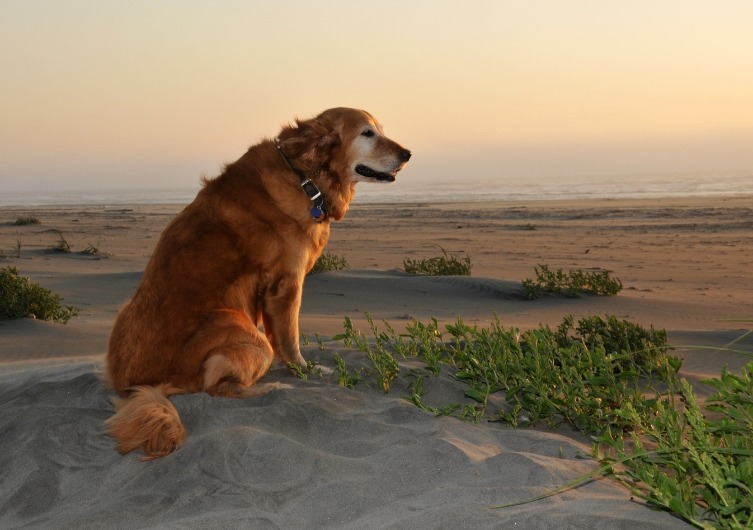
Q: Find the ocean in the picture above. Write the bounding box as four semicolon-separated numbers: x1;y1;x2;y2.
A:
1;172;750;207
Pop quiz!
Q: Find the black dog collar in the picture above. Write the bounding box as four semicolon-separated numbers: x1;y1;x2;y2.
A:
275;141;327;222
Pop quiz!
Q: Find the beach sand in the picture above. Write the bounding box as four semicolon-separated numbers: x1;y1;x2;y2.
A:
1;196;751;528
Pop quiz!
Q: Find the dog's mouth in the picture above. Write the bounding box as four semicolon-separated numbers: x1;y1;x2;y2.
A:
355;164;398;182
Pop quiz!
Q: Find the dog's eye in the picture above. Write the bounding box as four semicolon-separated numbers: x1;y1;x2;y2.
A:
361;129;375;138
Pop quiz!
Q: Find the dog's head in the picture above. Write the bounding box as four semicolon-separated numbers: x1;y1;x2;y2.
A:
276;108;411;218
329;108;412;184
276;108;411;219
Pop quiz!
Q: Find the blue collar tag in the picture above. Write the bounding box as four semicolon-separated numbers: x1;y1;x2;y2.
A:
311;206;326;222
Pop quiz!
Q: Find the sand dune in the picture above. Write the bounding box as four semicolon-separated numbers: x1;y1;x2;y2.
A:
1;352;691;529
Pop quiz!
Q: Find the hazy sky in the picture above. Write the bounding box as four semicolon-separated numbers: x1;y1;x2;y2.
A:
2;1;753;193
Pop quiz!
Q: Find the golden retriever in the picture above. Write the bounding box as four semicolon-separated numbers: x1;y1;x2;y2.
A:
105;108;411;459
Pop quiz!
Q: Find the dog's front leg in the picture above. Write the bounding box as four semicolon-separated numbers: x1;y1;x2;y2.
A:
261;275;307;369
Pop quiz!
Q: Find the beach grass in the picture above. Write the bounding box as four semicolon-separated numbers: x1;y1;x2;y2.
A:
402;246;472;276
79;241;101;256
328;313;752;529
310;251;350;274
48;232;72;253
0;266;78;323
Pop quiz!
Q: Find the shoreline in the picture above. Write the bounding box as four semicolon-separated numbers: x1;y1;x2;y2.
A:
2;171;751;207
2;192;753;209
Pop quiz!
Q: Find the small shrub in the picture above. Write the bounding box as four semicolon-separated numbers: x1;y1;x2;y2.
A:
558;314;672;371
80;242;100;256
403;246;472;276
14;216;40;226
0;266;78;323
523;264;622;299
310;252;349;274
48;233;71;253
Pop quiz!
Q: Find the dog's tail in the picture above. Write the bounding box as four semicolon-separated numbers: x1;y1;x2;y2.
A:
105;384;186;461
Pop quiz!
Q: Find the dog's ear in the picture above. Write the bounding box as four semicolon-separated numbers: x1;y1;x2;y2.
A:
277;116;340;166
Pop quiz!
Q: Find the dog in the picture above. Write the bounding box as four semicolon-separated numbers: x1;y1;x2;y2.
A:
105;108;411;459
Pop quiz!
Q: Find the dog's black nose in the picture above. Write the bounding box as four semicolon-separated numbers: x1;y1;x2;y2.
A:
400;149;412;161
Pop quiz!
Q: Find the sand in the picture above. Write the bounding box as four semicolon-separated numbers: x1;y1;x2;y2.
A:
1;195;751;528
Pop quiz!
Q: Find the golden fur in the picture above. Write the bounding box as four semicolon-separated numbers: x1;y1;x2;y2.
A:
105;108;410;459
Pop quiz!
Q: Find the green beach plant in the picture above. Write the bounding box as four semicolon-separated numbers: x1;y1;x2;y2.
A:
326;313;752;528
310;251;350;274
333;352;365;389
334;314;400;392
287;360;323;381
402;246;472;276
0;266;78;323
588;372;753;529
14;216;40;226
522;264;623;299
332;312;673;429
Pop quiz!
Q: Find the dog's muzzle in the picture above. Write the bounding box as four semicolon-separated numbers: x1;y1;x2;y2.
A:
355;149;412;182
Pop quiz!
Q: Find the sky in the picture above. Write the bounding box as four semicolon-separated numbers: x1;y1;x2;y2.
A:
2;1;753;193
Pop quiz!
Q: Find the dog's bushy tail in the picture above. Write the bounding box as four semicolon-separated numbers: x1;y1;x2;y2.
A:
105;384;186;461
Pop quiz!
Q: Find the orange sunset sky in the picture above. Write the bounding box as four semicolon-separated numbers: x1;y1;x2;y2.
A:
2;1;752;193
